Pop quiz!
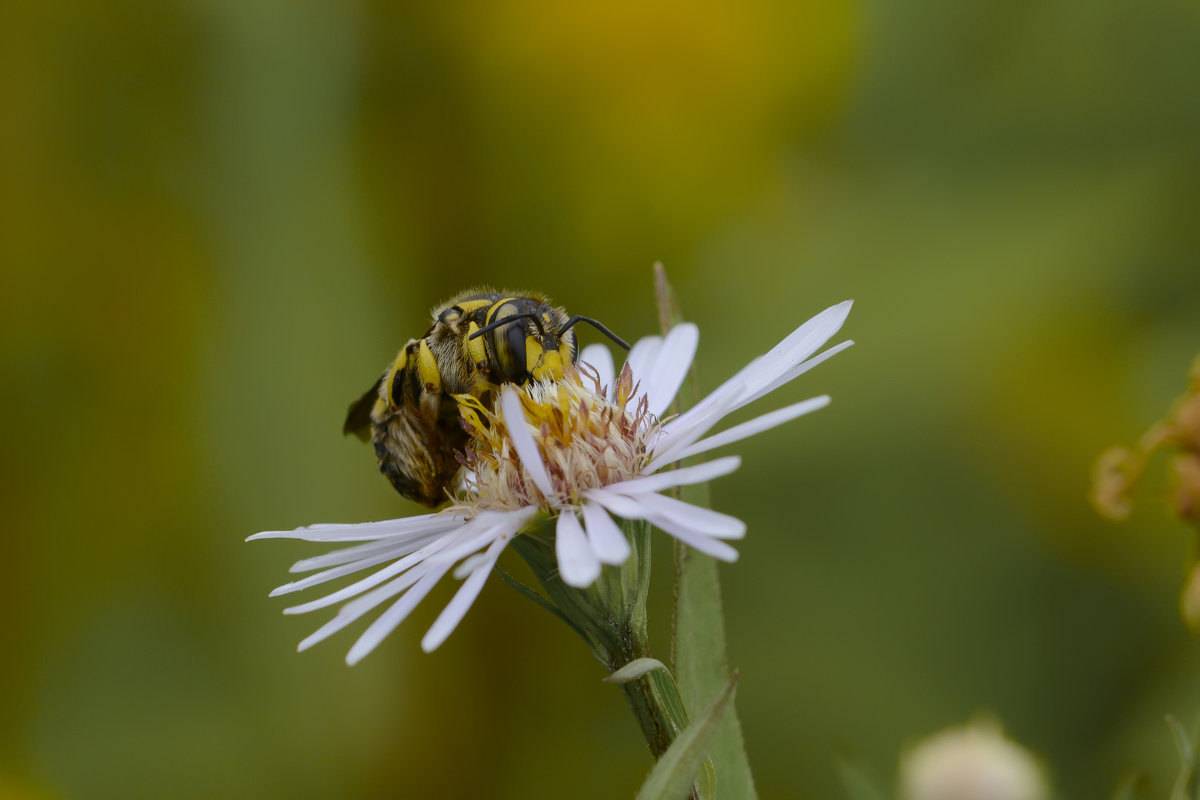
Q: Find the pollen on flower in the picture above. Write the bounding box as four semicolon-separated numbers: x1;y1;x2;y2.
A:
453;363;660;512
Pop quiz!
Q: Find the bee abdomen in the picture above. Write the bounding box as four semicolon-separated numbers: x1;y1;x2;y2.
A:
372;406;465;508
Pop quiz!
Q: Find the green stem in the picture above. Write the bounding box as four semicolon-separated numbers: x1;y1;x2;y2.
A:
509;522;695;765
608;618;689;758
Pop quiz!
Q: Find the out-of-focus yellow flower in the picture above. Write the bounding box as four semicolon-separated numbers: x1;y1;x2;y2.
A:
1092;356;1200;636
898;720;1049;800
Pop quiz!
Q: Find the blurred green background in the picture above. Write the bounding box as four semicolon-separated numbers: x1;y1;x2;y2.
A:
3;1;1200;798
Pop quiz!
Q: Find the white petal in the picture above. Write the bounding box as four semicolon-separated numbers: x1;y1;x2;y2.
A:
646;512;741;562
581;502;632;565
425;507;536;566
641;323;699;417
749;301;852;382
619;456;741;494
453;551;492;580
421;531;513;652
424;523;506;568
625;335;663;385
645;414;743;473
661;357;761;442
732;300;852;407
288;533;443;574
649;386;748;470
648;302;851;468
273;538;438;598
584;487;651;520
735;339;854;412
249;512;462;543
281;514;501;613
500;387;554;498
630;492;746;539
556;510;601;587
579;343;615;397
281;539;444;614
296;561;443;652
346;565;452;665
673;397;830;463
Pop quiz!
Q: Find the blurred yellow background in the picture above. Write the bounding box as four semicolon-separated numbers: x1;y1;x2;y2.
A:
3;1;1199;798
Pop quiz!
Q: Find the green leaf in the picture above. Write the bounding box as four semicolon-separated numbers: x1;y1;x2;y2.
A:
605;658;668;684
636;671;738;800
673;547;755;799
834;758;888;800
655;262;757;800
493;565;592;644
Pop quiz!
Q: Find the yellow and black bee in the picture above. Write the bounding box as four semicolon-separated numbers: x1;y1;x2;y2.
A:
344;289;629;507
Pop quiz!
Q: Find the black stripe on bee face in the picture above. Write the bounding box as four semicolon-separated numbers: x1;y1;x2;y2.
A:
471;305;539;383
503;320;531;382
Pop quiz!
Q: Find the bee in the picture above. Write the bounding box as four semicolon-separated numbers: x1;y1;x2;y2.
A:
344;289;629;507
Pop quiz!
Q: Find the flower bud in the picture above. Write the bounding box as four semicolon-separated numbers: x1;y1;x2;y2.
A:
898;720;1049;800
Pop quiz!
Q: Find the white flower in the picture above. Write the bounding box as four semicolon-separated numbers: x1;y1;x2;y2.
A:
249;300;853;663
898;721;1049;800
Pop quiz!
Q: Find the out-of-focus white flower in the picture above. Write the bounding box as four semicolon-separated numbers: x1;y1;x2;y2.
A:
898;720;1049;800
249;301;853;663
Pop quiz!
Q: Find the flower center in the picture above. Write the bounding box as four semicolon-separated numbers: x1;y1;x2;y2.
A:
455;364;657;511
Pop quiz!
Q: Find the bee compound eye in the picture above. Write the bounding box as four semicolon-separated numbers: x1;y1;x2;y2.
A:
438;306;462;324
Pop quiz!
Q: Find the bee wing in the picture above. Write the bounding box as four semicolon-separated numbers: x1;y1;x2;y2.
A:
343;377;383;442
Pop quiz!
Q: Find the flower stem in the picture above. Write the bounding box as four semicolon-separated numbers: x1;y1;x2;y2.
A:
609;625;687;757
510;520;699;783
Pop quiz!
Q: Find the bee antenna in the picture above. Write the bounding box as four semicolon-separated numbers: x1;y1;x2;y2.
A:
469;313;541;340
562;315;631;350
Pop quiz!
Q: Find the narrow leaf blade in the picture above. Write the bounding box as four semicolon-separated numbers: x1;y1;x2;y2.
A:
656;262;757;800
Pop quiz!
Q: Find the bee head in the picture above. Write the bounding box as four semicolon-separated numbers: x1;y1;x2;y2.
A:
473;299;575;383
470;297;631;384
